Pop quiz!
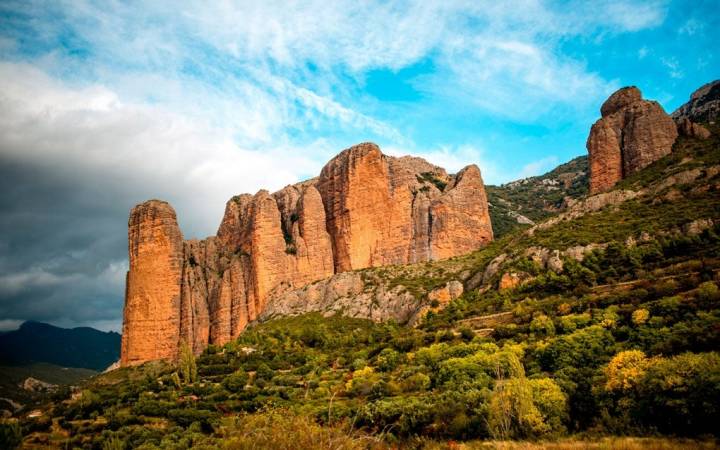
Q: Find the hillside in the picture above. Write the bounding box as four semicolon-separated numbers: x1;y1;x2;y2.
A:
0;321;120;371
487;156;588;238
11;124;720;448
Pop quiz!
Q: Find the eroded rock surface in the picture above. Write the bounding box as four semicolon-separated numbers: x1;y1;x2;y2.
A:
677;118;711;139
672;80;720;124
121;143;493;365
122;200;184;365
587;87;678;194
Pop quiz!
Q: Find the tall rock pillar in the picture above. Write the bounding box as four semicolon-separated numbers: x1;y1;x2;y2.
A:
121;200;184;366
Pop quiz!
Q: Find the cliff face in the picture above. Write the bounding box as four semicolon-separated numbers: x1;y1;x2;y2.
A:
120;143;493;365
587;87;678;194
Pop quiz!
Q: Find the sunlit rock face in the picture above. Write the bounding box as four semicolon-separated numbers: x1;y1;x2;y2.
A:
121;200;184;366
120;143;493;365
587;87;678;194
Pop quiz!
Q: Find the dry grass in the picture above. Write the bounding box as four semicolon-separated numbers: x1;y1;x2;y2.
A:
216;410;388;450
418;437;718;450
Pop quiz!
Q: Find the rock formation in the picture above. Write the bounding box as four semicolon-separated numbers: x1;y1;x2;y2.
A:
121;143;493;365
672;79;720;124
587;87;678;194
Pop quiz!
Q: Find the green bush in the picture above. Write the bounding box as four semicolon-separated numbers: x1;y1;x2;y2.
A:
0;421;22;450
223;369;250;393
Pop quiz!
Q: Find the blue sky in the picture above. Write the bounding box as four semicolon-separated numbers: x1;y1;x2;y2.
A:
0;0;718;330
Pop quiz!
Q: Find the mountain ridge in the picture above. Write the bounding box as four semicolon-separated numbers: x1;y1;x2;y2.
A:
0;321;120;371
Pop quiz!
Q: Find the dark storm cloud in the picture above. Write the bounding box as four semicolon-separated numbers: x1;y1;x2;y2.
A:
0;157;130;331
0;62;308;331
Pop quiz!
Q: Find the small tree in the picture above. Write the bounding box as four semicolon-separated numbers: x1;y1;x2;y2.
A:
179;340;197;384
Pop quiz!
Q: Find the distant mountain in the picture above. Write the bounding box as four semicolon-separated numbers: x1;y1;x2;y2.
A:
0;321;120;371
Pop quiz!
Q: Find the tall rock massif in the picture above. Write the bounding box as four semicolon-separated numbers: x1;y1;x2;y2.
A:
121;143;493;365
586;87;678;194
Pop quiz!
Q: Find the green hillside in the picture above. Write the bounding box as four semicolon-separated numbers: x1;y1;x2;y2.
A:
487;156;588;238
7;130;720;449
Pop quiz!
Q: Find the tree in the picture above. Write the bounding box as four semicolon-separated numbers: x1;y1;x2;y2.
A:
376;348;401;372
631;309;650;325
604;350;650;392
487;356;566;439
179;340;197;384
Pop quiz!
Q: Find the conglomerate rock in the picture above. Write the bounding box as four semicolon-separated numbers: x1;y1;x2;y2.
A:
121;200;184;365
587;87;678;194
672;79;720;124
676;117;711;139
120;143;493;365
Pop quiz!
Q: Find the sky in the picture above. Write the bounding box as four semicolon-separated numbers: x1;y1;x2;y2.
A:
0;0;718;332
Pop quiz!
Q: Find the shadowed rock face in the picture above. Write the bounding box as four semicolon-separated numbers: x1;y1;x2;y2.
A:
120;143;493;365
672;80;720;125
587;87;678;194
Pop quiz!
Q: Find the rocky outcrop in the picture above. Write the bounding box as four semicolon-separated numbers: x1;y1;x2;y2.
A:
672;80;720;124
121;143;493;365
260;271;422;324
677;117;711;139
587;87;678;194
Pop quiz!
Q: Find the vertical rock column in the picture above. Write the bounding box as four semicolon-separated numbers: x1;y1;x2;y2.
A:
121;200;184;366
317;143;394;272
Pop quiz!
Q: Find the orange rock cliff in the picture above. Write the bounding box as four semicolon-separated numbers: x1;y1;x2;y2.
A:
120;143;493;366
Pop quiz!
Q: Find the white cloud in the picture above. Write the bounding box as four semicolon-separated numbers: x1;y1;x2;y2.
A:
518;155;560;179
0;268;83;297
0;62;331;237
661;56;684;79
678;18;703;36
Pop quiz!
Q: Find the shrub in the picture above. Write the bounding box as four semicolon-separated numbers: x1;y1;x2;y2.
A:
0;421;22;450
376;348;402;372
698;281;719;302
400;372;431;392
530;314;556;337
631;308;650;325
102;436;125;450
